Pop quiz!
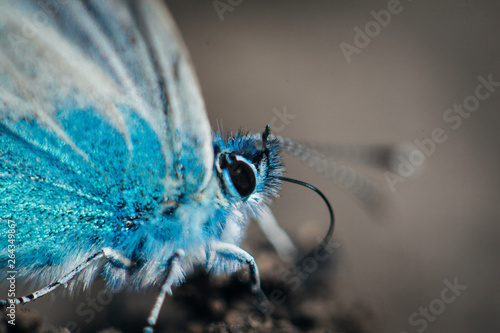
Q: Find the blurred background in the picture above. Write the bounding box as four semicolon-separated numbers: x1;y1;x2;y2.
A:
164;1;500;332
6;1;500;332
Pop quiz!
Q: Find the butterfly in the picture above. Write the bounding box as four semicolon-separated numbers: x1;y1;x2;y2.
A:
0;0;418;331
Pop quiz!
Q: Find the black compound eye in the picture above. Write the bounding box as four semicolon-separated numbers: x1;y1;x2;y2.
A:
228;160;256;197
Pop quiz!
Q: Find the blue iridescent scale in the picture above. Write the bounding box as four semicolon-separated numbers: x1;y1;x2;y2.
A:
1;109;161;282
0;107;283;287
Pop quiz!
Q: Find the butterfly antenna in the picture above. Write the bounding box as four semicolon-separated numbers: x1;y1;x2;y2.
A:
278;177;335;260
262;124;271;150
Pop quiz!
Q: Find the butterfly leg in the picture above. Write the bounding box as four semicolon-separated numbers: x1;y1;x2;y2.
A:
0;247;133;306
210;242;268;306
256;206;298;262
144;249;184;333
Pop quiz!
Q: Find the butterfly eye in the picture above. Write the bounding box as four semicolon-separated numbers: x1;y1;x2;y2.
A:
228;159;256;197
216;153;258;198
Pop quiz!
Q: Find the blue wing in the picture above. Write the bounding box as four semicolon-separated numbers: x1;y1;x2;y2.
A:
0;0;212;283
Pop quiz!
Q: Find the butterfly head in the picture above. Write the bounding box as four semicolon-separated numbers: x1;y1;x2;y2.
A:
213;125;283;212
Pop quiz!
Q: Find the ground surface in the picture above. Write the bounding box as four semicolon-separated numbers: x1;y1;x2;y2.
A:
1;243;376;333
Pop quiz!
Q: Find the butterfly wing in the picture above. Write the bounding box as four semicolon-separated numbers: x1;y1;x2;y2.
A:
0;0;211;283
131;0;213;192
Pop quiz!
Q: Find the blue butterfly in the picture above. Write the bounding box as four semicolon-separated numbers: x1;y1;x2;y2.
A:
0;0;417;331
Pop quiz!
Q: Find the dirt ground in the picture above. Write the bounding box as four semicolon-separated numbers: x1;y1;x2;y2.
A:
1;240;376;333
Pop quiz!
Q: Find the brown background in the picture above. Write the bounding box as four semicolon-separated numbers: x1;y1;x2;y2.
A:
165;1;500;332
